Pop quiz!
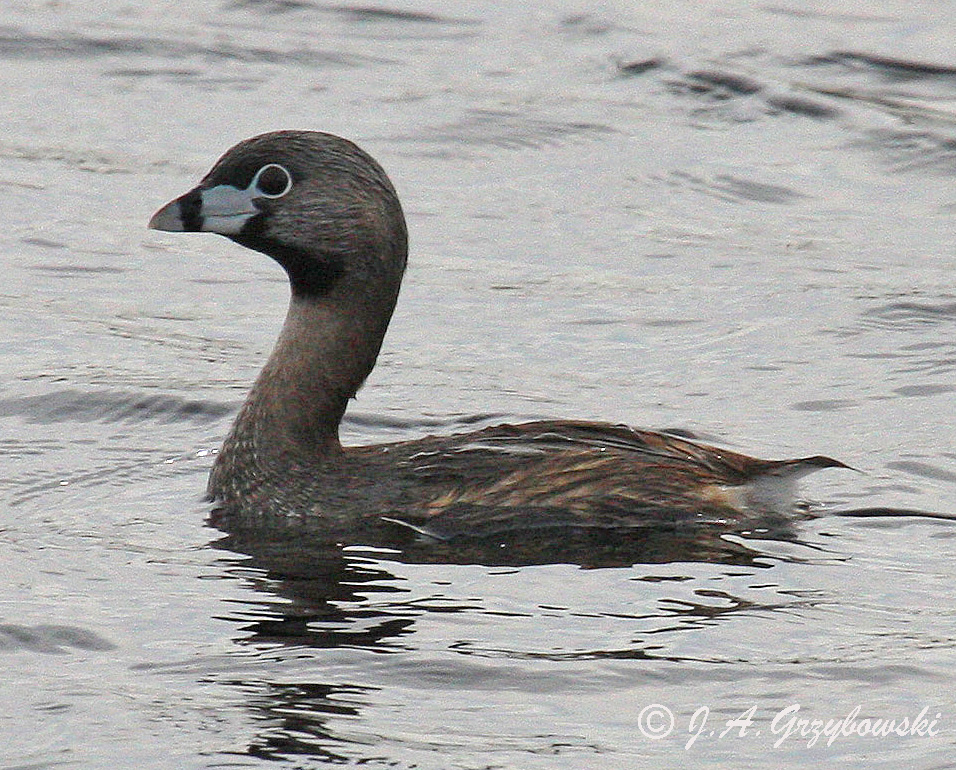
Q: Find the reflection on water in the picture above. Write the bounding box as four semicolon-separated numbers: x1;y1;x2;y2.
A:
0;623;116;654
214;531;414;651
2;0;956;768
208;518;820;762
240;680;376;764
206;502;951;763
212;496;812;570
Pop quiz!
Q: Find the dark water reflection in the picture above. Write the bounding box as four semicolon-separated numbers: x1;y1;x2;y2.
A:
213;532;414;650
208;521;825;762
209;524;775;672
3;0;956;767
204;504;956;766
212;504;807;570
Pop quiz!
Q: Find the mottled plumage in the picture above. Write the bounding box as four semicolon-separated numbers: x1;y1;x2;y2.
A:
149;131;845;542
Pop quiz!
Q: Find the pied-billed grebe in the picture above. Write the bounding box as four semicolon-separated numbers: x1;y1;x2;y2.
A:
149;130;845;539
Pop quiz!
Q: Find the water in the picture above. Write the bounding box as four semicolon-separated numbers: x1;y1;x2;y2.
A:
2;1;955;767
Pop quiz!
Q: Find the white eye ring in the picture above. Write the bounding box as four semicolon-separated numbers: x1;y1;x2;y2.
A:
250;163;293;199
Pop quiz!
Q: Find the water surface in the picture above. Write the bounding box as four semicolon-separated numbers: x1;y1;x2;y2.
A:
1;1;955;767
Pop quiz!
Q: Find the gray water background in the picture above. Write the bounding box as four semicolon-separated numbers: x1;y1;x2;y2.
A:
2;1;956;767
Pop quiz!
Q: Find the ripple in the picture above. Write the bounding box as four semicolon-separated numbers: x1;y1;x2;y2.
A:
858;128;956;176
810;51;956;81
892;384;956;397
885;460;956;484
0;30;387;68
331;5;474;24
685;69;763;96
401;108;615;150
0;623;115;654
790;399;858;412
0;389;231;426
660;63;840;124
665;170;808;205
28;263;125;276
230;0;475;25
862;300;956;330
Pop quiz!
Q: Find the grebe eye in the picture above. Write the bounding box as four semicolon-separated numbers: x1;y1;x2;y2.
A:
252;163;293;198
